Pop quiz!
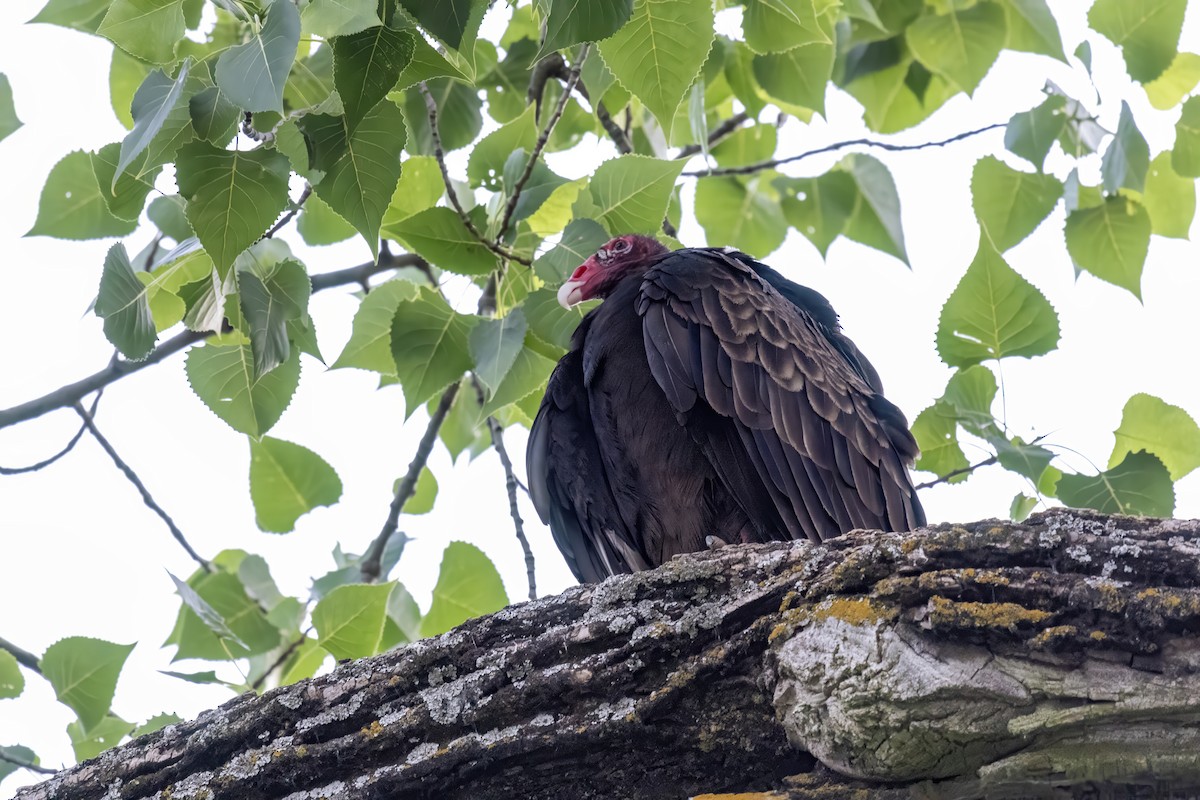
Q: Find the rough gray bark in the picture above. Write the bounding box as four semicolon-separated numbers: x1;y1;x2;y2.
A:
17;509;1200;800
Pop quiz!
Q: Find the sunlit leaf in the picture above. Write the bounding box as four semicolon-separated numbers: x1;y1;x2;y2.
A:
1172;96;1200;177
29;0;111;33
27;150;138;240
250;436;344;532
0;650;23;699
779;171;856;257
164;555;282;660
386;206;497;275
1144;52;1200;110
589;154;685;235
468;105;537;190
906;2;1005;95
420;542;509;637
695;175;787;257
132;713;182;737
401;467;438;515
1089;0;1185;83
1064;195;1151;299
912;404;969;481
67;715;134;761
313;582;395;659
752;42;833;115
971;156;1063;251
0;74;22;143
1140;151;1195;239
1110;393;1200;480
1001;0;1065;61
301;0;381;39
841;154;908;264
743;0;834;55
471;309;527;395
41;637;134;732
332;278;420;373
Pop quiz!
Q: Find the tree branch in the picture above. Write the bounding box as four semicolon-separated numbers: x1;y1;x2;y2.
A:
0;636;42;674
264;184;312;239
0;254;426;431
0;750;55;776
73;402;212;573
682;122;1005;177
676;110;750;159
359;381;461;583
472;378;535;601
250;631;309;692
417;83;532;267
914;433;1050;491
0;385;105;475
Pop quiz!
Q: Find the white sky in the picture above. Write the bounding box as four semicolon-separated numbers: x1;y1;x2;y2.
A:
1;0;1199;790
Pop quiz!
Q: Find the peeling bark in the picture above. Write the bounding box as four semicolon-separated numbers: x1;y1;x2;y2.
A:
17;510;1200;800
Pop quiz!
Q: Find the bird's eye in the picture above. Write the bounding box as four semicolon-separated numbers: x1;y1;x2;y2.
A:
613;239;631;253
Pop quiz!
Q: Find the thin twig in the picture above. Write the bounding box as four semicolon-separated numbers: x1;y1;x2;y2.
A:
914;433;1050;490
0;254;427;431
418;82;532;267
495;44;589;242
74;402;213;572
360;381;461;583
472;377;536;600
0;636;42;674
265;185;312;239
0;384;106;475
142;232;164;271
683;123;1005;177
596;101;633;154
676;111;750;159
0;749;55;775
250;629;309;691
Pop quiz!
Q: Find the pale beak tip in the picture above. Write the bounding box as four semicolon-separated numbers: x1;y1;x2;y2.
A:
557;279;584;309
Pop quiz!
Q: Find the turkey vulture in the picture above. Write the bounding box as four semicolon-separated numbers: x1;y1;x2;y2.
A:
527;235;925;583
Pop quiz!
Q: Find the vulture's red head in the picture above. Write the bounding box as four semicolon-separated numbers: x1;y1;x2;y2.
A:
557;234;670;308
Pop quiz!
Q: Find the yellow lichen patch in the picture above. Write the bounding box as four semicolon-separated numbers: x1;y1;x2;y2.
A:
295;744;308;757
928;596;1051;631
1136;588;1162;599
691;794;785;800
779;590;798;612
1031;625;1078;648
973;570;1012;586
768;607;811;643
361;720;384;738
811;597;895;626
1090;630;1108;641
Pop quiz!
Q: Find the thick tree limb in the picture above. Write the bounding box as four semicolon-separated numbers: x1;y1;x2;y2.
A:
0;254;426;430
17;509;1200;799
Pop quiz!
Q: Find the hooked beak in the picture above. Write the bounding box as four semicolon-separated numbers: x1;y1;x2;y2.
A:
557;278;585;309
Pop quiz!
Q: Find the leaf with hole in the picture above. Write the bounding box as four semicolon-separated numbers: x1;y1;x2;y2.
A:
27;151;138;240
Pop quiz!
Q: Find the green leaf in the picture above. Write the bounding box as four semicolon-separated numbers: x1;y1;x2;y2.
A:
468;105;537;190
333;24;414;131
238;258;311;377
537;0;632;57
29;0;111;32
98;0;184;64
92;142;160;221
165;561;281;660
711;124;776;168
40;637;134;732
168;571;248;650
313;582;395;659
936;237;1060;366
133;713;182;737
215;0;301;113
906;2;1005;95
940;364;998;436
67;715;134;761
0;746;39;783
502;149;568;222
403;78;482;153
115;63;192;188
390;287;478;412
911;404;969;481
598;0;715;130
420;542;509;637
971;156;1063;251
842;56;958;134
401;466;438;514
279;637;328;685
695;175;788;257
185;340;300;436
534;218;610;282
188;86;240;144
1058;451;1175;517
588;154;686;235
298;193;357;245
285;44;336;112
1144;52;1200;110
991;435;1053;482
148;195;193;241
301;0;381;38
1140;151;1195;239
398;0;482;49
0;650;23;699
385;206;497;275
779;171;857;257
480;338;556;417
1088;0;1185;83
470;309;527;394
1010;493;1037;522
0;74;22;143
95;243;157;360
1004;94;1066;170
743;0;834;55
332;278;420;373
176;142;292;277
27;150;138;240
841;153;908;264
1172;96;1200;178
752;42;834;115
110;49;152;130
1064;195;1152;299
250;436;344;532
300;101;406;258
381;583;423;647
1000;0;1065;61
1110;393;1200;480
527;178;588;236
525;288;593;351
437;388;489;462
1101;102;1150;194
380;154;443;225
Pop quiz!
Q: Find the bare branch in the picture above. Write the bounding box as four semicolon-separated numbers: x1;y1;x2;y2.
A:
0;253;427;431
142;233;164;271
250;630;310;692
472;377;536;600
0;636;42;675
596;100;634;154
496;45;589;242
676;110;751;159
360;381;461;583
0;385;106;475
74;402;212;572
417;83;532;267
0;750;55;776
914;433;1050;491
264;185;312;239
683;123;1005;178
527;53;566;119
662;216;679;239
